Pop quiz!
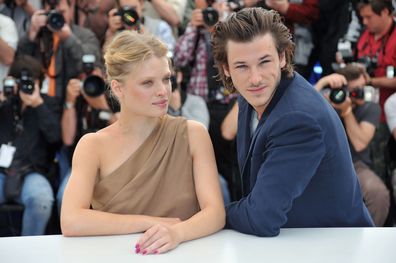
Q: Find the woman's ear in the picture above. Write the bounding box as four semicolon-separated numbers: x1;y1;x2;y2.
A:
110;79;122;98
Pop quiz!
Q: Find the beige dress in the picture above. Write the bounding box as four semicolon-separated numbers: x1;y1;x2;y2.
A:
91;115;200;220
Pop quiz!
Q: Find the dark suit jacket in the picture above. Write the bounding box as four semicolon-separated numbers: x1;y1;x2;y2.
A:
226;73;374;237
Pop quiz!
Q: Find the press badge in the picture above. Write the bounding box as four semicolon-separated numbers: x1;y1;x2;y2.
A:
0;144;16;168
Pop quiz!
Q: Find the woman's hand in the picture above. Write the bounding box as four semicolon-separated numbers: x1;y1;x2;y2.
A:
135;224;183;255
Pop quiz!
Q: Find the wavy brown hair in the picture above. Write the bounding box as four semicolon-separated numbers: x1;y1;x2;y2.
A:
211;8;295;93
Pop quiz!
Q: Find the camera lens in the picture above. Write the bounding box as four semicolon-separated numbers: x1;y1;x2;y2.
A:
329;87;347;104
83;75;106;97
202;7;219;27
118;7;140;27
47;10;65;31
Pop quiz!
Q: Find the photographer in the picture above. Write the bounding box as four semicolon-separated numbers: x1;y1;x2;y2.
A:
0;54;61;235
168;68;210;128
57;60;117;214
356;0;396;179
17;0;101;105
315;64;390;226
174;0;238;198
104;0;175;54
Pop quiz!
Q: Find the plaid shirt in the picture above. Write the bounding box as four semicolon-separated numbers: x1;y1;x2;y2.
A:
174;25;236;104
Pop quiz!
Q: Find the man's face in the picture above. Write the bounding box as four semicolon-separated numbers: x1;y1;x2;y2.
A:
360;5;389;35
223;33;286;117
348;74;366;104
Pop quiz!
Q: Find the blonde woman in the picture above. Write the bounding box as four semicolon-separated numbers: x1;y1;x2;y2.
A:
61;30;225;254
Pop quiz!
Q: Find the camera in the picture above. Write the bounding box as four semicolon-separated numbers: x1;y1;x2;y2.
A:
81;55;106;97
357;56;378;76
202;7;219;27
337;40;354;64
326;85;366;104
116;6;140;27
2;71;35;98
17;69;35;95
46;10;65;31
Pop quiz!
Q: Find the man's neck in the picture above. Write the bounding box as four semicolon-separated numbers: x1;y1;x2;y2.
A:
374;17;394;40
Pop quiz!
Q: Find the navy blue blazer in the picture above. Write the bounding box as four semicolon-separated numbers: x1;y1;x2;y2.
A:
226;73;374;237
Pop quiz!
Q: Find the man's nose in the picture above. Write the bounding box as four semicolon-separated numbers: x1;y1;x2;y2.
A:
249;67;262;86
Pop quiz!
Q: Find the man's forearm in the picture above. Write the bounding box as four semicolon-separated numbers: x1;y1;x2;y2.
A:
0;38;15;66
150;0;180;27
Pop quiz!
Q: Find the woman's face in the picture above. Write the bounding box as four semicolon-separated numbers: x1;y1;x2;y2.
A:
114;56;172;117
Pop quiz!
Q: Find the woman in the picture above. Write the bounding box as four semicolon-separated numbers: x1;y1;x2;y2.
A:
61;30;225;254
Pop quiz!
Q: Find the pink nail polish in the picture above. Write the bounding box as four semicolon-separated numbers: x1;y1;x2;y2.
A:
154;250;159;254
142;250;147;255
135;248;140;254
135;243;140;248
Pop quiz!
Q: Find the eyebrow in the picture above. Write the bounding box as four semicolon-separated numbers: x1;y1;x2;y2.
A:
233;55;271;66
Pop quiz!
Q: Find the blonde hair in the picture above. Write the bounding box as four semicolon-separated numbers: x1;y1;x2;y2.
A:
104;30;169;84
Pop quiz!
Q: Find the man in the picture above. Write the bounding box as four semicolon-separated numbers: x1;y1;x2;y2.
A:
17;0;101;105
315;64;390;226
104;0;175;53
356;0;396;179
211;7;373;237
0;55;60;235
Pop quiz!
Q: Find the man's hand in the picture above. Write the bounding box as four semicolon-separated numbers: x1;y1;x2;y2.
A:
315;73;347;91
190;9;205;28
19;83;43;108
65;79;82;106
29;10;48;41
331;96;352;117
107;8;123;35
57;23;72;41
135;224;182;255
265;0;289;15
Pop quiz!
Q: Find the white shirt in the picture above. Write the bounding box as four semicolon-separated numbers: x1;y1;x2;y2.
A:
0;14;18;91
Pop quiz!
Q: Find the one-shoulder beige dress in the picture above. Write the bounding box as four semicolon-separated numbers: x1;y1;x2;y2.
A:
91;115;200;220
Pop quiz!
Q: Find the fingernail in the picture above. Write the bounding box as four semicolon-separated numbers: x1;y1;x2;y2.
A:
135;248;140;254
142;250;147;255
154;250;159;254
135;243;140;248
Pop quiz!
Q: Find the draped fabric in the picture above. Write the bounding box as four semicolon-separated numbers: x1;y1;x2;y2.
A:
91;115;200;220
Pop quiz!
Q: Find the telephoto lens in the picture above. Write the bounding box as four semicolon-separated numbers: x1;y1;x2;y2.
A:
82;75;106;97
47;10;65;31
329;87;348;104
18;70;35;95
202;7;219;27
117;6;140;27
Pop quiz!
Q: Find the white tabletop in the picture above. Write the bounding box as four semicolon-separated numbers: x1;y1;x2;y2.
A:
0;228;395;263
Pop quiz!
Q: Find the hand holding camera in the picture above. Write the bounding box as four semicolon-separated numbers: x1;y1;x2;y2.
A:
108;8;123;34
19;81;43;108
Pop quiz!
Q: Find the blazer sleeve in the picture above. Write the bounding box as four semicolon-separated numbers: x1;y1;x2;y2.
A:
226;111;326;236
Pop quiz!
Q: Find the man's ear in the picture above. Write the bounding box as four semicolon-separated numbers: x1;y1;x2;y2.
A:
279;52;286;68
223;64;231;78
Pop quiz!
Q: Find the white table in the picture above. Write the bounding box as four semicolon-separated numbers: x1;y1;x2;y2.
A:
1;228;395;263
